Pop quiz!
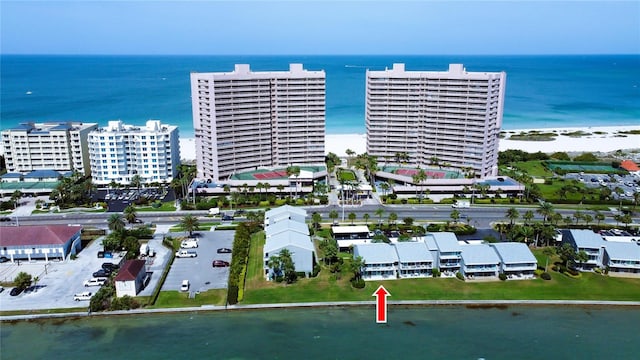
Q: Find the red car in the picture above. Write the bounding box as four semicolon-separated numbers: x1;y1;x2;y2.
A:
212;260;230;267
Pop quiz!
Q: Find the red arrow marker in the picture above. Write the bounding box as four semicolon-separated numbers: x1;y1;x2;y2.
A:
372;285;391;323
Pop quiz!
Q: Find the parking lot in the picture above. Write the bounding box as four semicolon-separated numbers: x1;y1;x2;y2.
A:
162;229;234;294
0;238;126;311
564;172;639;201
0;230;171;311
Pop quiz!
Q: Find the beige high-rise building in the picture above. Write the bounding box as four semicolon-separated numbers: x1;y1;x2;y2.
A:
366;64;506;178
191;64;325;181
1;122;98;175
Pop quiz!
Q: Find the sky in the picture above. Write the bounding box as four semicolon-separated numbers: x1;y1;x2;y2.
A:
1;0;639;55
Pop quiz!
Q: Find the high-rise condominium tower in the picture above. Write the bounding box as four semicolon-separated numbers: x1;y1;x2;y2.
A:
191;64;325;181
366;64;506;178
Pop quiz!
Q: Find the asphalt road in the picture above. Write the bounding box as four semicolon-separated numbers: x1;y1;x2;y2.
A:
162;229;234;294
6;204;635;230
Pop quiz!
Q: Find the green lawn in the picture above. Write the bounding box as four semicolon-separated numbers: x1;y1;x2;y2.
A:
337;169;357;182
242;245;640;304
512;161;554;177
149;289;227;308
137;202;177;212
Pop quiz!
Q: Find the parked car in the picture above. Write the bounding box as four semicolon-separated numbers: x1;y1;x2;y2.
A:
180;239;199;249
175;250;197;258
102;262;119;271
9;287;23;296
212;260;230;267
180;280;190;292
84;278;107;287
0;256;10;263
73;291;92;301
133;218;144;223
0;286;4;293
93;269;112;278
217;248;232;254
0;217;11;222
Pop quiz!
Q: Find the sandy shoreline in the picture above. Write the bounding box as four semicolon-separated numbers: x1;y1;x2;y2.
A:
179;125;640;161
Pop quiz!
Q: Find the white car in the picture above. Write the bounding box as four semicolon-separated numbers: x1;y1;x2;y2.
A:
180;280;190;292
73;291;92;301
83;278;107;287
175;250;197;258
180;239;198;249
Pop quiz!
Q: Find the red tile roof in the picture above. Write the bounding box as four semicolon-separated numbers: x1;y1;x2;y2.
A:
115;259;146;281
620;160;640;172
0;225;82;247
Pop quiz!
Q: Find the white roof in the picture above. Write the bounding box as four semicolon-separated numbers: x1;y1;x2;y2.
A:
566;229;605;249
604;241;640;261
428;232;462;253
490;242;537;264
264;232;314;253
332;225;370;234
461;244;500;265
394;242;433;263
265;205;307;218
266;220;309;238
354;243;398;264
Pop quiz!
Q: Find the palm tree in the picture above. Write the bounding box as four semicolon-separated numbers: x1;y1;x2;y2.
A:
180;214;200;237
582;214;593;227
349;256;365;281
380;182;390;197
363;213;370;225
388;212;398;227
286;166;301;198
123;205;138;224
329;210;339;224
312;212;322;230
267;255;283;279
575;250;589;270
537;202;554;224
573;210;583;225
130;174;143;198
543;247;555;272
594;210;605;226
450;209;460;224
506;207;520;227
108;213;126;233
348;212;357;225
523;210;534;225
519;226;535;244
375;208;384;225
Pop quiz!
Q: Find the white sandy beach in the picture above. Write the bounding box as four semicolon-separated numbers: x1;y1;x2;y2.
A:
179;125;640;161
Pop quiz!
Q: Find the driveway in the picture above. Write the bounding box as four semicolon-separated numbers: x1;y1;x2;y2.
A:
162;229;234;294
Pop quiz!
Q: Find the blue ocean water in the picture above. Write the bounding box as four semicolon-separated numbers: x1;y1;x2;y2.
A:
1;55;639;138
1;306;639;359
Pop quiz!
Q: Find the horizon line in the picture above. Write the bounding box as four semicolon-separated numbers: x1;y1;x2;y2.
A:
2;53;639;57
